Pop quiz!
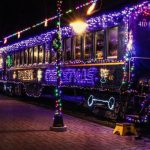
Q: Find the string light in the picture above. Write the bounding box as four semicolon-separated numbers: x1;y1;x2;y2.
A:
4;38;7;44
87;0;97;15
44;19;48;27
2;0;98;44
50;0;67;131
17;32;20;39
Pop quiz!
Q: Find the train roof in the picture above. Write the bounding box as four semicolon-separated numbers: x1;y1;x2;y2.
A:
0;0;149;53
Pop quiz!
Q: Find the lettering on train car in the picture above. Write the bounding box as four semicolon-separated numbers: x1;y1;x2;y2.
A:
45;67;99;86
18;70;34;81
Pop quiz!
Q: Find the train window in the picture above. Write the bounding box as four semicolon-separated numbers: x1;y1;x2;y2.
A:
20;50;24;65
16;51;20;66
14;52;17;66
85;32;93;60
108;27;118;59
34;46;38;64
45;43;50;63
64;38;72;61
95;30;104;60
15;52;17;66
39;45;44;64
24;49;28;65
28;48;33;64
0;55;2;68
75;35;82;60
51;47;56;62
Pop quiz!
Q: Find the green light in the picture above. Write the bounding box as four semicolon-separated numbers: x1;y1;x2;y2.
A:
6;55;12;67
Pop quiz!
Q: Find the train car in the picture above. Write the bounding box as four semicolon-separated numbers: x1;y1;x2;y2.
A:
0;1;149;122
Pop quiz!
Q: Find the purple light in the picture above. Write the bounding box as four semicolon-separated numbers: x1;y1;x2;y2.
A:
0;1;149;53
45;67;98;86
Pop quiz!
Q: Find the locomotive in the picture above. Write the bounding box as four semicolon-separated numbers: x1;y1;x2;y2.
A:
0;1;150;123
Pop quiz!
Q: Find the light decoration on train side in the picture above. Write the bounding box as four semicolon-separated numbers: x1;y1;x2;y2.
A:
0;1;149;53
100;68;109;84
142;3;150;16
37;69;43;82
18;70;34;81
127;31;133;52
13;71;17;80
122;28;135;89
87;95;115;110
6;55;12;67
45;67;98;86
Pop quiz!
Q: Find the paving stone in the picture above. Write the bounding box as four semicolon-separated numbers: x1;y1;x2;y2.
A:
0;95;149;150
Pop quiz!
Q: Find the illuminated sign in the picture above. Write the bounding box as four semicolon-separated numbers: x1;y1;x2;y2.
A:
87;95;115;110
45;67;99;86
18;70;34;81
138;19;150;28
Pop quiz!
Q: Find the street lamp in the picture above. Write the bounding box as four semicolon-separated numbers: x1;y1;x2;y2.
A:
70;20;88;34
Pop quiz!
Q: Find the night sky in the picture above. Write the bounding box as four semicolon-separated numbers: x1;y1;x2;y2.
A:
0;0;139;42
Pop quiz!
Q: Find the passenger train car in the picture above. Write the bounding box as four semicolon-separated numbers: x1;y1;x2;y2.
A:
0;1;150;122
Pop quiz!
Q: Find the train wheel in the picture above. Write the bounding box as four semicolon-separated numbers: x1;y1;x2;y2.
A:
24;83;42;98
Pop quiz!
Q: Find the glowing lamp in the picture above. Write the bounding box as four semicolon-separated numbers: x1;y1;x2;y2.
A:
44;19;48;27
70;20;88;34
18;32;20;39
87;2;96;15
4;38;7;44
37;69;42;81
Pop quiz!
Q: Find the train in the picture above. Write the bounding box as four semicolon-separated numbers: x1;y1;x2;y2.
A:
0;1;150;123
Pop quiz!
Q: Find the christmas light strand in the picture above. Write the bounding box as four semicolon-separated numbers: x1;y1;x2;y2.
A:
0;1;149;53
2;0;98;43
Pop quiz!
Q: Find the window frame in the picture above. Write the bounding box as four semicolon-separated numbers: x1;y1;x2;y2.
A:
107;26;119;59
94;30;105;60
64;37;72;61
74;35;83;60
84;32;94;61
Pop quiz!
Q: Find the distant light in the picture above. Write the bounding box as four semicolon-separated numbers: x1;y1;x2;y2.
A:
17;32;20;39
37;69;42;82
4;38;7;44
87;2;96;15
70;20;88;34
44;19;48;27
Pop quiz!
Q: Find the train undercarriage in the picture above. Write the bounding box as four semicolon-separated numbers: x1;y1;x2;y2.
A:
0;81;149;124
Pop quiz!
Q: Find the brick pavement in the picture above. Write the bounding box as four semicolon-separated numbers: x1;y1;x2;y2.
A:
0;95;149;150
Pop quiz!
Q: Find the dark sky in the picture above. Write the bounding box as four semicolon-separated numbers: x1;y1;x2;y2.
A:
0;0;139;41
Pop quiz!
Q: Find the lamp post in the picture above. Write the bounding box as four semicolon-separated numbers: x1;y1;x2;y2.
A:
50;0;96;131
50;0;67;132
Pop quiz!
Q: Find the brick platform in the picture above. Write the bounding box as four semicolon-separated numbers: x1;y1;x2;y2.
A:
0;95;149;150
